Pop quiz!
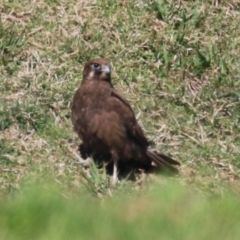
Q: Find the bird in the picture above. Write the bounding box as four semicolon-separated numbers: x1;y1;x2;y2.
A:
71;58;180;184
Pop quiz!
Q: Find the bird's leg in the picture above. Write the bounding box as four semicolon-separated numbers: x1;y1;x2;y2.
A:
112;158;118;185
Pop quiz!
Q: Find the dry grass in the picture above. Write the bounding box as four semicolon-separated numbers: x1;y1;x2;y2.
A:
1;0;240;196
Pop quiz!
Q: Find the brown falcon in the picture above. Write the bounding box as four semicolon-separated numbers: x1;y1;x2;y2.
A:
71;58;180;183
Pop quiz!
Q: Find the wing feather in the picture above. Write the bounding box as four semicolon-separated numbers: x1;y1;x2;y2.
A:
110;89;149;147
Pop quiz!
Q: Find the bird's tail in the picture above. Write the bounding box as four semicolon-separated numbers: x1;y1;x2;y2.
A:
146;148;180;172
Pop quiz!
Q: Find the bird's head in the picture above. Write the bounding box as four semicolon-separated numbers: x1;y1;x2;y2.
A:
83;58;111;83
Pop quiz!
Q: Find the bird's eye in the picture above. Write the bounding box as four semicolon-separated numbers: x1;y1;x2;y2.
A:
93;63;100;69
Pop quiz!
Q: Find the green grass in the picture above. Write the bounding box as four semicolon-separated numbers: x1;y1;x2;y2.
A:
1;0;240;238
1;182;240;240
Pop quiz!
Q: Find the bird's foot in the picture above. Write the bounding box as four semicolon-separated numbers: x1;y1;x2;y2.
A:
75;153;92;168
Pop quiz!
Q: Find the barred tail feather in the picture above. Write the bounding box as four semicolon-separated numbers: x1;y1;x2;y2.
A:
146;148;180;172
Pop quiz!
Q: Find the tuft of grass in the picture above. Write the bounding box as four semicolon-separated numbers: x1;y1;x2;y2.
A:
0;20;26;76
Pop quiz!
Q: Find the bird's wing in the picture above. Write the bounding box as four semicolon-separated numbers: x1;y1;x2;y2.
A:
109;89;149;147
111;89;133;111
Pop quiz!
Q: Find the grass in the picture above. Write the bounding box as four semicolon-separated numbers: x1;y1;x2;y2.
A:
1;0;240;238
1;182;240;240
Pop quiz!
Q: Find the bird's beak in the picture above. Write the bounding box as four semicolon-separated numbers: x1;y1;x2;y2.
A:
102;65;111;74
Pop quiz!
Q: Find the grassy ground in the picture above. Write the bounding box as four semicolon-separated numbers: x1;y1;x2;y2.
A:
1;0;240;238
1;182;240;240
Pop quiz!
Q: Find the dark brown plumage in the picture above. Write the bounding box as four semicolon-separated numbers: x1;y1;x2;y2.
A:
71;58;180;183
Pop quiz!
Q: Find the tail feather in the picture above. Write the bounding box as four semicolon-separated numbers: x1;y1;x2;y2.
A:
146;148;180;172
